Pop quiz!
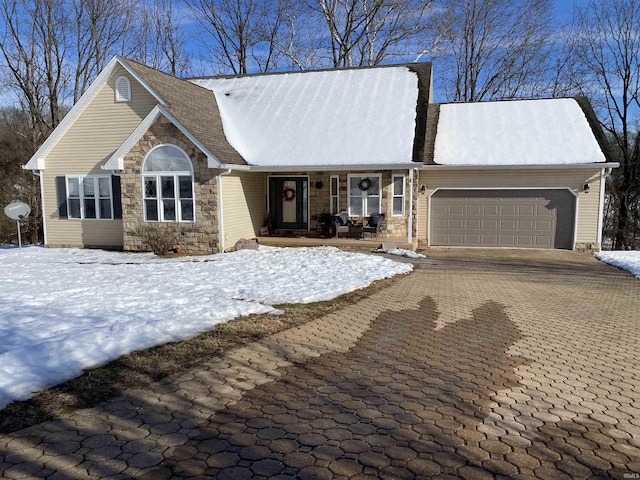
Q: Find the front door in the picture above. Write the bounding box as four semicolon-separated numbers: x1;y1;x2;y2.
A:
269;177;308;230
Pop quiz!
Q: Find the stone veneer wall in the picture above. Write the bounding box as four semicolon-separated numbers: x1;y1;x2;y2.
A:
121;117;220;255
275;170;416;239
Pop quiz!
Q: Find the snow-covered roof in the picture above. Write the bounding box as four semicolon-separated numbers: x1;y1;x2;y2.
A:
191;67;422;167
433;98;607;166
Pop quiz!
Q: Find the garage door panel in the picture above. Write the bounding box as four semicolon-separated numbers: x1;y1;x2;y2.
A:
467;219;482;229
536;205;553;216
499;235;516;246
482;234;498;244
483;205;499;215
501;220;516;230
449;234;464;244
535;220;552;231
466;234;482;245
430;189;575;249
432;204;449;215
467;205;482;215
481;219;498;230
516;235;534;246
518;205;535;215
501;205;517;215
535;236;552;246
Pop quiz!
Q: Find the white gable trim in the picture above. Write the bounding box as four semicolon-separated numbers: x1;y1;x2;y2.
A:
24;55;167;171
102;105;222;171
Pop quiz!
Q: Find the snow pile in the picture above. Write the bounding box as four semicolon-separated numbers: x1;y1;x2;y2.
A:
378;248;426;259
192;67;418;167
596;251;640;279
434;98;606;166
0;246;411;408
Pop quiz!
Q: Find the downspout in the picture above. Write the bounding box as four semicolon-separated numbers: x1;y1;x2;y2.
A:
596;167;614;250
407;168;415;245
217;168;232;252
33;170;47;246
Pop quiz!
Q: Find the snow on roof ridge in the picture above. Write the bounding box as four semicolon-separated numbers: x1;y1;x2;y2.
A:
187;61;430;82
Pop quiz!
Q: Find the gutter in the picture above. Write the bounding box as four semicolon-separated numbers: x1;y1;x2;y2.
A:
420;162;620;171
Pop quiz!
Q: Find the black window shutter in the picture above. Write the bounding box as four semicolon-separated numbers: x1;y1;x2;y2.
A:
55;176;68;218
112;175;122;219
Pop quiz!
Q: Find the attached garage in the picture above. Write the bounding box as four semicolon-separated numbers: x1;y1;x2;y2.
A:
417;98;618;250
430;189;576;249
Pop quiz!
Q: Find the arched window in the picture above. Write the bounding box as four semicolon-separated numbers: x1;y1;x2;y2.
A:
142;145;194;222
115;76;131;102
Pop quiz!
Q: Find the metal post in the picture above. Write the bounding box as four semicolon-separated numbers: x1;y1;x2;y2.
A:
17;220;22;248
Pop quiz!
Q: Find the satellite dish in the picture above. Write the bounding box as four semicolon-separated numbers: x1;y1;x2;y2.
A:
4;201;31;221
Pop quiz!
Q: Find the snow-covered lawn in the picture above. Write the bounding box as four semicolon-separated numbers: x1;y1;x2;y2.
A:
596;250;640;279
0;246;412;409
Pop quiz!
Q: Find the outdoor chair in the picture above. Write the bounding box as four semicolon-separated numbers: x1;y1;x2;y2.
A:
333;213;350;237
363;213;385;238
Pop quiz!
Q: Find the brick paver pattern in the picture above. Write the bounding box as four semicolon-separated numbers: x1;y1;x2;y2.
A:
1;249;639;479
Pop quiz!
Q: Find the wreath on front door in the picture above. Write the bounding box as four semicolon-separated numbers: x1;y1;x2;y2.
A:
281;186;296;202
358;178;373;191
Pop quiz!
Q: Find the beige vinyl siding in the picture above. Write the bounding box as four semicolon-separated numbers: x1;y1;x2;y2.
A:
417;168;602;247
43;66;158;248
221;171;266;249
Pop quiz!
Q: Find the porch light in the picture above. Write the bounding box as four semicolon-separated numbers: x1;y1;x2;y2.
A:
420;184;427;194
583;183;590;193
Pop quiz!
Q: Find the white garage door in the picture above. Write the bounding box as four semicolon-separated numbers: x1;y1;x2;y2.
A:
430;189;576;249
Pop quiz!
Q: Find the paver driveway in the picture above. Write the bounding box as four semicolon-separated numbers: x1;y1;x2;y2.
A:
1;249;639;479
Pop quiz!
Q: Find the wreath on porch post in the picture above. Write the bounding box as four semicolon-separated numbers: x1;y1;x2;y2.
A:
281;186;296;202
358;178;373;191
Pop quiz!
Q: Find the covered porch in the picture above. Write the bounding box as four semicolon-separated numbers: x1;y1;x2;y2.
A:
258;234;414;251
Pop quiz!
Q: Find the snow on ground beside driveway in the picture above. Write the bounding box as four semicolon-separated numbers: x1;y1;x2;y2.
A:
0;246;412;408
596;251;640;279
377;248;426;259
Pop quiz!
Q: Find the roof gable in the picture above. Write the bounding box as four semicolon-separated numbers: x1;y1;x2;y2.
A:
121;59;245;166
24;55;245;171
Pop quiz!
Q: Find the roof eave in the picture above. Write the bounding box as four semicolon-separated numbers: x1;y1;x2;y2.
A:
421;162;619;170
233;163;420;172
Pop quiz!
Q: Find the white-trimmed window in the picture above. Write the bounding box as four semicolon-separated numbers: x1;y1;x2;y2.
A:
142;144;194;222
392;175;405;216
330;175;339;214
66;175;113;219
115;76;131;102
348;174;381;217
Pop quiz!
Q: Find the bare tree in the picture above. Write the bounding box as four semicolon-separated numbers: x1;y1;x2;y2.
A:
309;0;432;68
435;0;553;102
187;0;286;74
0;0;66;143
71;0;136;102
0;108;43;244
571;0;640;249
132;0;190;76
